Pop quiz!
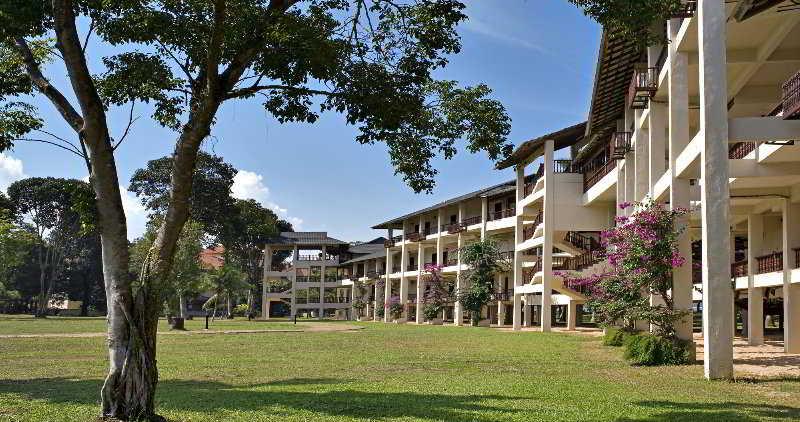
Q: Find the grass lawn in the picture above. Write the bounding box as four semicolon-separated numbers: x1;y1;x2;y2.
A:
0;314;302;335
1;320;799;421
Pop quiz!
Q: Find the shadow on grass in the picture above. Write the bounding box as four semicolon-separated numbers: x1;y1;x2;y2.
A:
616;400;800;421
0;377;522;421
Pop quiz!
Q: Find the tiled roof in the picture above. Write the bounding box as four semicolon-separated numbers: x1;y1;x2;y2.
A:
371;179;516;230
495;122;587;170
266;232;348;246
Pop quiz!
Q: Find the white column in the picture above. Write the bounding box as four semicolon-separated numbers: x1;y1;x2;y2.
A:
436;209;444;265
454;203;465;325
513;165;525;330
319;245;326;320
747;214;764;345
567;301;578;331
634;124;650;201
523;298;532;327
649;103;667;192
698;0;733;380
399;222;408;322
384;231;392;323
262;281;268;320
668;17;694;349
783;201;800;353
480;196;488;240
540;140;555;332
416;239;424;324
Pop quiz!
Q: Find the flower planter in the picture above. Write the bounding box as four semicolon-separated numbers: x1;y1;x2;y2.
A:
477;319;491;327
426;318;443;325
169;317;185;330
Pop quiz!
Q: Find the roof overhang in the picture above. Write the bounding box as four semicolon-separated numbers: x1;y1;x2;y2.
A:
494;122;587;170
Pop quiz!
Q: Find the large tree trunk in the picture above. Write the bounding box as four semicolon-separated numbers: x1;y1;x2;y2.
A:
179;294;187;319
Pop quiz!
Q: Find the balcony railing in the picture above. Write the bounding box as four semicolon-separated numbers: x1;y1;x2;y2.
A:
554;159;579;174
498;250;514;262
729;142;756;159
461;216;482;226
523;164;545;197
628;65;658;109
407;263;418;271
731;260;748;278
583;159;617;192
671;0;697;18
610;131;632;159
405;232;423;242
445;252;459;266
523;225;536;241
795;248;800;268
492;290;514;301
297;254;335;261
384;239;395;248
782;69;800;120
488;207;515;221
565;231;600;253
442;222;466;234
757;252;783;274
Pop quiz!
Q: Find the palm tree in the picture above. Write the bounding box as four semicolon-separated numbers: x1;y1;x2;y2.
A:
202;264;249;320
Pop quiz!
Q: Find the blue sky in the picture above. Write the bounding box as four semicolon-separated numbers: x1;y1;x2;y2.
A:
2;0;601;241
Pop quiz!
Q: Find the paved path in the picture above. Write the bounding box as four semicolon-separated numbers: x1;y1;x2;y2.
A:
0;322;363;339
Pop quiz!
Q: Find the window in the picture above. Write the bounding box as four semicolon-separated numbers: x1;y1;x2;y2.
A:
494;202;502;213
450;214;457;224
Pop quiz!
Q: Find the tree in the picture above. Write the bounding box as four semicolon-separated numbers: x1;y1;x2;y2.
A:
567;0;683;45
421;264;452;321
129;151;237;242
131;218;206;320
0;213;35;302
7;177;96;317
1;1;511;418
226;199;292;314
559;200;690;338
202;263;248;320
62;233;105;316
458;240;506;326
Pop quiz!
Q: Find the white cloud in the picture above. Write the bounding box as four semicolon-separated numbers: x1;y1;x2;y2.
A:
232;170;303;229
0;153;27;192
462;18;546;53
120;186;148;240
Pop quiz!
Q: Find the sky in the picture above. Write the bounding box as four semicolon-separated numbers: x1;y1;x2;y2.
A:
2;0;601;242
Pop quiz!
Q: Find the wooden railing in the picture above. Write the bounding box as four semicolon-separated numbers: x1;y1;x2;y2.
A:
628;65;658;109
782;69;800;120
383;239;395;248
795;248;800;269
610;131;632;159
583;158;617;192
554;159;579;173
488;208;515;221
461;216;482;226
492;290;514;301
442;222;466;234
731;260;748;278
405;232;423;242
565;231;600;252
756;251;783;274
523;225;536;241
297;254;335;261
407;263;418;271
728;142;756;159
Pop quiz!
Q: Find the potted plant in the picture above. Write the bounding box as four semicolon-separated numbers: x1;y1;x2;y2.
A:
423;303;443;325
352;299;366;321
387;296;404;322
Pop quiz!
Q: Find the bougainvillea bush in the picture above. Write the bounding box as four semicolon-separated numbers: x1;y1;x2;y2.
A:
560;199;690;339
422;264;452;320
458;240;508;326
386;296;404;320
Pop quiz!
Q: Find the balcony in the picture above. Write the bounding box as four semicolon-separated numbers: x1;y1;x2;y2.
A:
782;69;800;119
583;159;616;192
498;251;514;262
461;216;482;226
523;225;537;241
796;248;800;269
729;141;756;159
610;131;632;159
523;164;545;196
488;207;515;221
671;0;697;18
384;239;395;248
628;65;658;109
407;263;418;271
731;260;748;278
553;159;579;174
492;290;514;301
405;232;423;242
756;252;783;274
297;254;336;262
442;222;466;234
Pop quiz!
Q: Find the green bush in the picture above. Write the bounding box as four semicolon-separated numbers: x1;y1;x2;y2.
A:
623;333;692;366
231;303;249;317
603;327;637;347
423;303;442;321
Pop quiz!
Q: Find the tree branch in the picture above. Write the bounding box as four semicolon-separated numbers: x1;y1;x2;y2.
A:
113;101;138;151
16;138;86;157
225;84;339;100
206;0;227;102
13;38;84;132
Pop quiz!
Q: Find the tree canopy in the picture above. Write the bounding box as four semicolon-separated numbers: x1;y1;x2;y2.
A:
567;0;683;45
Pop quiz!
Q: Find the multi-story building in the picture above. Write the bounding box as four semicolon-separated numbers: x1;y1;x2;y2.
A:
359;0;800;381
497;0;800;380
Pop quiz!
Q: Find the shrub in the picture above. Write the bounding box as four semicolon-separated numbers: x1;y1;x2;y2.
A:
623;333;692;366
389;302;404;320
376;307;385;318
603;327;637;347
423;303;442;321
231;303;249;317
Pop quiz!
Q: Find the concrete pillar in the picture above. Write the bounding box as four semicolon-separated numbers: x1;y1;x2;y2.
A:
634;125;650;201
668;17;694;349
262;281;268;320
416;239;424;324
567;301;577;331
436;209;444;265
698;0;733;380
747;214;765;345
523;297;532;327
540;140;555;332
319;245;326;320
513;165;525;330
649;103;667;192
497;300;506;326
384;246;392;323
454;203;465;325
481;196;488;240
783;201;800;353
